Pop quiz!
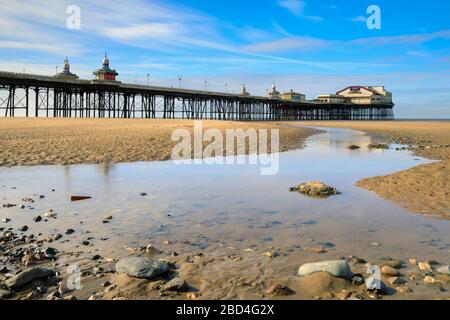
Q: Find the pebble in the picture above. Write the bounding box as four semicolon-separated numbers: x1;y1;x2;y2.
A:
115;256;170;279
382;259;403;269
423;276;439;285
418;261;431;271
44;210;57;219
5;267;55;290
65;229;75;235
298;260;353;279
145;245;161;255
44;247;58;259
388;277;406;286
304;246;326;253
1;218;11;223
352;276;365;286
58;281;73;295
19;225;28;232
381;265;400;277
161;278;188;292
33;216;43;222
265;284;294;296
436;266;450;276
186;292;199;300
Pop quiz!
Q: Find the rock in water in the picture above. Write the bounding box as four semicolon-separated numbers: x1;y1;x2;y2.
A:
115;256;169;279
5;267;55;290
298;260;353;279
296;182;339;197
436;266;450;276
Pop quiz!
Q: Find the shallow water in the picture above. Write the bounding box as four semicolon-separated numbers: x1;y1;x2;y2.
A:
1;126;449;298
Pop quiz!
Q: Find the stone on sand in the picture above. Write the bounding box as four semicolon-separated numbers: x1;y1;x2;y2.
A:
298;260;353;279
436;266;450;276
5;267;55;290
161;277;188;292
298;272;349;297
381;265;400;277
418;261;431;271
265;284;294;296
115;256;169;279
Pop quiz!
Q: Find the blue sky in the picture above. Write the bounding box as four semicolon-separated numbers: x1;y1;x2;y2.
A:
0;0;449;118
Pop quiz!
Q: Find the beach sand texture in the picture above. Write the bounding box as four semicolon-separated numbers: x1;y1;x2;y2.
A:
0;118;315;167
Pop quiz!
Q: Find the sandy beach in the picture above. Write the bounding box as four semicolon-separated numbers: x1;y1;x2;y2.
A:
1;119;449;301
0;118;315;167
282;121;450;220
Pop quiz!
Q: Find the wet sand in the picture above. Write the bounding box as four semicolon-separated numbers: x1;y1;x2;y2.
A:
0;118;316;167
282;121;450;220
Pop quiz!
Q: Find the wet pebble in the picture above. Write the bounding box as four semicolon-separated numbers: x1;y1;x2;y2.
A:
381;265;400;277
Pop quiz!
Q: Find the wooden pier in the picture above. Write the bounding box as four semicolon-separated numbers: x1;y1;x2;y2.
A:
0;72;395;121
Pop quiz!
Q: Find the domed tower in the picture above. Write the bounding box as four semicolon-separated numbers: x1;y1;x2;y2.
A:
55;58;79;80
240;84;250;96
268;82;280;99
93;53;119;82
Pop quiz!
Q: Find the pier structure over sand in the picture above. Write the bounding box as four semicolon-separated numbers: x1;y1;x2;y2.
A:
0;57;394;121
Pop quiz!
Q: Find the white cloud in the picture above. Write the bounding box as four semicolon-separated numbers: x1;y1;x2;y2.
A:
350;16;367;22
103;23;182;40
242;37;330;53
278;0;323;21
278;0;305;16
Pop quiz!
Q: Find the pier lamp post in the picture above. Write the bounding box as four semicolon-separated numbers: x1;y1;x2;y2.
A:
225;83;228;93
147;74;150;86
204;81;209;91
178;75;183;89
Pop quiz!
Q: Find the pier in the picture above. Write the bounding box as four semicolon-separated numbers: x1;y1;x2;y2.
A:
0;71;395;121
